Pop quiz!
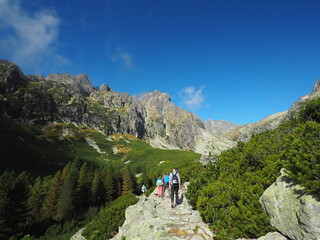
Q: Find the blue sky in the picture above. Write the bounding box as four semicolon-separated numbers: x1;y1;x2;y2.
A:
0;0;320;125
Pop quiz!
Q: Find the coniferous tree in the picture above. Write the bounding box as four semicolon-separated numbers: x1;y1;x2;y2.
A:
113;170;122;199
91;169;102;206
75;162;90;211
60;162;71;183
28;177;45;224
55;164;78;221
121;167;135;195
101;166;115;202
0;171;30;239
41;170;61;220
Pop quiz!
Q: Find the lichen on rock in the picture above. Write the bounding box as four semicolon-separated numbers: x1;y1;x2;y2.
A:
259;169;320;240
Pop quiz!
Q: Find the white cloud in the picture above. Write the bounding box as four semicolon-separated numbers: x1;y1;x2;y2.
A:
180;85;205;111
112;48;134;68
0;0;69;72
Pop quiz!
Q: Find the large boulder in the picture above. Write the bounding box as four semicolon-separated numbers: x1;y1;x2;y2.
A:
259;169;320;240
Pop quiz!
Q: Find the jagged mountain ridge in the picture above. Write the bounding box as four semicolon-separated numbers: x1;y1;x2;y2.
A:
224;78;320;142
0;59;234;155
2;59;318;149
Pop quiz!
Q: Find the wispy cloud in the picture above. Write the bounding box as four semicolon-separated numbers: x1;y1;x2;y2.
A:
0;0;69;72
180;85;205;111
112;48;134;68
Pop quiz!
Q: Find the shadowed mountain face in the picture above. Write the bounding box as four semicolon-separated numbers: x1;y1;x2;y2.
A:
0;60;234;155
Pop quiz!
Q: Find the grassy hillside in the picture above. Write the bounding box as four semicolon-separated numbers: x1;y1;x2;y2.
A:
0;116;200;177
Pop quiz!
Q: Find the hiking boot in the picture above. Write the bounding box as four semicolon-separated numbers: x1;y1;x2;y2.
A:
171;202;174;208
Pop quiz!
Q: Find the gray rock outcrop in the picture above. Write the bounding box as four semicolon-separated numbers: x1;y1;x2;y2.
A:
288;78;320;115
112;183;215;240
45;73;94;97
0;59;27;93
205;119;238;137
225;111;288;142
260;169;320;240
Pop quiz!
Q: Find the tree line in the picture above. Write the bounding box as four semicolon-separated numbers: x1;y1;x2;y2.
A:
0;160;151;239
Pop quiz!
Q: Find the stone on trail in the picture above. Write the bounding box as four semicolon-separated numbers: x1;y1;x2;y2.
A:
257;232;288;240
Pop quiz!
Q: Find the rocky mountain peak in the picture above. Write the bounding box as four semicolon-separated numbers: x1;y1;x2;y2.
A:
100;83;111;92
140;90;171;103
45;73;94;96
0;59;27;93
310;78;320;97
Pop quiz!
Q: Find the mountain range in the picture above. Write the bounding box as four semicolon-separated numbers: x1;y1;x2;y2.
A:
1;59;319;156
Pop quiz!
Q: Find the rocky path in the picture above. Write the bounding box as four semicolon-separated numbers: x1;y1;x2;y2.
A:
111;183;215;240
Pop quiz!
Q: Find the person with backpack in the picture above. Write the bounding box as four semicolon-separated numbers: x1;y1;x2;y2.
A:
141;184;147;194
162;173;170;198
169;168;181;208
156;176;164;199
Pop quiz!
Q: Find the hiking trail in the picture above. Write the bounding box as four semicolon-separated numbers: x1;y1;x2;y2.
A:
111;182;215;240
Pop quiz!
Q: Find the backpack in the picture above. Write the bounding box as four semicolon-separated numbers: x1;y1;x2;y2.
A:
172;173;179;185
156;178;163;186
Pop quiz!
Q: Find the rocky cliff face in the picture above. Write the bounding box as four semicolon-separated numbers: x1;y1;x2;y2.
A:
0;59;234;154
140;90;235;154
205;119;238;137
260;169;320;240
225;111;288;142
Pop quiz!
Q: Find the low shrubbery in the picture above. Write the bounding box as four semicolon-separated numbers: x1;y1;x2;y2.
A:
186;98;320;240
83;194;138;240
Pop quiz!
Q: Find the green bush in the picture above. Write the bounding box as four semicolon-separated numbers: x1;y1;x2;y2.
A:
83;194;138;240
187;98;320;239
144;186;155;197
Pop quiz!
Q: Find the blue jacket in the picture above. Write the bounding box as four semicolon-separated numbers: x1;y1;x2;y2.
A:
164;175;169;183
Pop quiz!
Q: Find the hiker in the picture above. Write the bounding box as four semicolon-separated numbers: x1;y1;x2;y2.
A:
162;172;170;198
156;176;164;199
169;168;181;208
141;184;147;194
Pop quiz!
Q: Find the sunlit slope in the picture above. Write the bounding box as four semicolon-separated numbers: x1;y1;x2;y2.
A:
0;116;200;176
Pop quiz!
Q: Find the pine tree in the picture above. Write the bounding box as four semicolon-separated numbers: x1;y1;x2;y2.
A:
60;162;71;183
41;170;61;220
113;170;122;199
75;162;90;211
55;164;78;221
101;166;115;202
28;177;45;223
121;167;135;195
0;171;30;239
91;169;102;206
